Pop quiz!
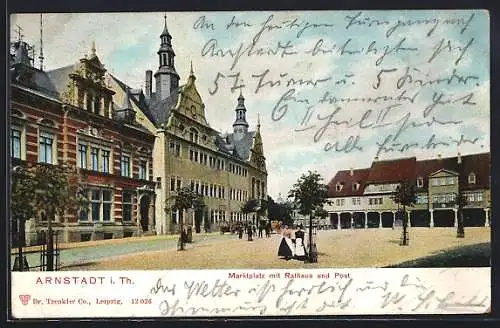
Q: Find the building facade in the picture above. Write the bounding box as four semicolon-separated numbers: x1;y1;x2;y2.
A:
10;16;267;242
10;39;157;244
324;153;491;229
106;18;268;234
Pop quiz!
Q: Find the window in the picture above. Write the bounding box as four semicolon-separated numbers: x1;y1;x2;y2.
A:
139;160;147;180
39;132;54;164
447;177;454;185
468;173;476;184
176;178;182;191
102;150;110;173
11;128;21;159
122;192;133;222
416;195;428;204
94;96;101;115
352;183;359;191
189;128;199;144
416;178;423;188
352;197;361;205
121;155;130;177
170;178;176;191
91;190;101;221
431;178;439;186
170;141;181;157
91;147;99;171
78;144;88;168
336;183;343;192
102;190;112;221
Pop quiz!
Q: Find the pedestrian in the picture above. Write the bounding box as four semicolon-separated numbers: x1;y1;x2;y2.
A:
247;224;253;241
238;225;243;239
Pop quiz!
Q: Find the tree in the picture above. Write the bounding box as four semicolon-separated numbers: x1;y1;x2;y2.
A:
11;162;86;270
455;192;468;238
288;170;330;263
241;198;266;224
171;187;205;250
391;180;417;246
267;196;293;226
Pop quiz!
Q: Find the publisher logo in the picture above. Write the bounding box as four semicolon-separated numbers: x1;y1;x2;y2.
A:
19;295;31;305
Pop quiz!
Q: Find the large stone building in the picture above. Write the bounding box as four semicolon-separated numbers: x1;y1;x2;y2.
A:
10;38;157;244
324;153;491;229
9;16;268;244
107;17;268;234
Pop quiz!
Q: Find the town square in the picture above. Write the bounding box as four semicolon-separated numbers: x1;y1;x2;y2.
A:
9;11;490;271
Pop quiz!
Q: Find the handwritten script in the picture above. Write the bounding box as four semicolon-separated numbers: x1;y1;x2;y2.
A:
193;11;488;156
148;268;490;316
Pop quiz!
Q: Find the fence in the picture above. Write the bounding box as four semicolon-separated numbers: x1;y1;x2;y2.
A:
12;230;61;271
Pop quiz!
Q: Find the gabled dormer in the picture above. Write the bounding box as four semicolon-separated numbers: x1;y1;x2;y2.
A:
61;42;115;118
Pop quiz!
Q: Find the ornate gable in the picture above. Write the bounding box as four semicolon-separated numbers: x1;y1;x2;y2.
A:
173;67;209;127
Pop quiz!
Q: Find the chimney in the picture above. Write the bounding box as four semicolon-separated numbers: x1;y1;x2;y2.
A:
145;70;152;99
457;152;462;164
350;168;354;176
437;153;442;159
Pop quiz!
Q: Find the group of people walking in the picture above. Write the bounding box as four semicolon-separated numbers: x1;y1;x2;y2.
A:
277;224;308;261
237;222;272;241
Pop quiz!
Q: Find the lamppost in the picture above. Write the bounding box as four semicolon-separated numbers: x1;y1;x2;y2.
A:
35;187;54;271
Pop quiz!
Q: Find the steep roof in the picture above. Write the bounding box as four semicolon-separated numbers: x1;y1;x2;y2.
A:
367;157;416;183
109;74;159;125
414;157;459;190
459;152;490;190
217;131;256;161
45;64;75;97
327;152;490;198
11;63;60;99
327;168;370;197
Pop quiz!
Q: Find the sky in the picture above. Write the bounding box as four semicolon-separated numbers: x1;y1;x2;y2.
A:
10;11;490;200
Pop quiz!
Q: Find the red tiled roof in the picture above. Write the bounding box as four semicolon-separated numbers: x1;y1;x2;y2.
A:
326;152;490;197
327;168;370;197
459;152;490;190
414;157;459;190
367;157;416;183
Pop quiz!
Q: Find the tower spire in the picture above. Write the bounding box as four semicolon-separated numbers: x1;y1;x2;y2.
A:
190;60;193;76
39;14;44;71
91;40;96;57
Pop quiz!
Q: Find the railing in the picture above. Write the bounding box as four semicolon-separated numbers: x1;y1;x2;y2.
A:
11;231;61;272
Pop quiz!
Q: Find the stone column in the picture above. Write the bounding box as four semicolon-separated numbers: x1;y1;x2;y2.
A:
337;214;341;230
350;212;354;229
364;212;368;229
453;209;458;228
392;211;397;229
484;208;490;227
379;212;383;229
429;209;434;228
407;211;411;228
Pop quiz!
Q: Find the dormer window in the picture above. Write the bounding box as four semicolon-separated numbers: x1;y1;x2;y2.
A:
335;183;343;192
468;172;476;184
352;182;360;191
417;177;423;188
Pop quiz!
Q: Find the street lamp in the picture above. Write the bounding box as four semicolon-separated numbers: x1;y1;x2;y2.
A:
35;188;55;271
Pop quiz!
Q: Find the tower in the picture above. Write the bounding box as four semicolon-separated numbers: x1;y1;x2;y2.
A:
154;14;180;101
232;90;249;141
